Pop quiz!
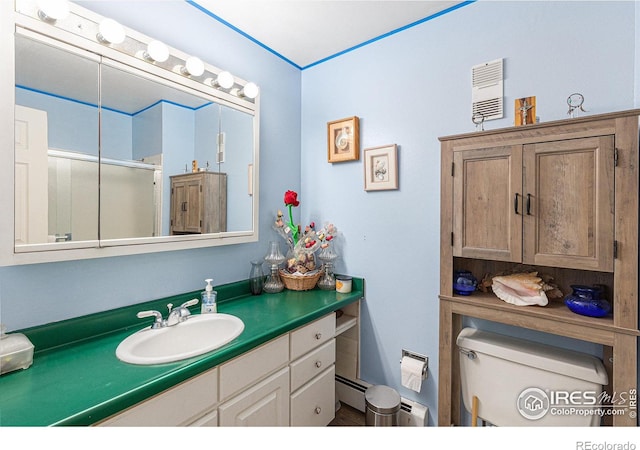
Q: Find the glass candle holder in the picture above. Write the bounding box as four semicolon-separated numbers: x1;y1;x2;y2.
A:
317;246;338;290
263;241;286;293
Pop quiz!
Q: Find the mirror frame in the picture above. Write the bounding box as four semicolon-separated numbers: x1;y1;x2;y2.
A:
1;0;260;266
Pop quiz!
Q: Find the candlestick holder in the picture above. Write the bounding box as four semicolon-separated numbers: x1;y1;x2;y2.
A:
263;241;286;293
317;246;338;290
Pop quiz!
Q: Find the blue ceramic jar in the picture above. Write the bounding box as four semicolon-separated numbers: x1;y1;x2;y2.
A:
564;285;611;318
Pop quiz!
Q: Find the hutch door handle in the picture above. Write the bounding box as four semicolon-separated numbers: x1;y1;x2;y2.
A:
514;193;520;214
526;193;531;215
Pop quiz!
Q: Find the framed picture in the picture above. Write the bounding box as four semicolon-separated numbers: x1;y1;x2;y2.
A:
364;144;398;191
327;116;359;163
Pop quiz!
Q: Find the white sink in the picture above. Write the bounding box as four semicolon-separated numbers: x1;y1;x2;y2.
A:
116;313;244;365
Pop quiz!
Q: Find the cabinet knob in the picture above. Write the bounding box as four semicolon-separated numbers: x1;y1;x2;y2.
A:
315;332;322;340
314;407;322;415
315;360;322;368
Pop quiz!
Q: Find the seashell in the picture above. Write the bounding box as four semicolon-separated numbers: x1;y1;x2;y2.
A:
491;272;549;307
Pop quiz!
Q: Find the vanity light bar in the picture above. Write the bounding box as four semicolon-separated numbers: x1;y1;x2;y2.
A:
20;0;259;102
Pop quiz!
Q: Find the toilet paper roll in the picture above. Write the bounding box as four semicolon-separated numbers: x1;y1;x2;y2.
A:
401;356;425;393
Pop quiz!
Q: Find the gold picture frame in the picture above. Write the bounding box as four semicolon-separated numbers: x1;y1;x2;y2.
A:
364;144;398;191
327;116;359;163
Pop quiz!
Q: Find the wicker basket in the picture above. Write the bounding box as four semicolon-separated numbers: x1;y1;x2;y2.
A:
279;269;322;291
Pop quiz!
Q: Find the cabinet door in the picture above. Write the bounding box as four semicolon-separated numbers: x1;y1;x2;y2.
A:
453;145;523;262
523;136;614;271
183;177;203;233
218;367;290;426
188;409;218;427
171;180;187;233
170;176;203;234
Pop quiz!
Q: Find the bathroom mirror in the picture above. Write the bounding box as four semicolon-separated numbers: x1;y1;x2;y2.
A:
5;0;259;264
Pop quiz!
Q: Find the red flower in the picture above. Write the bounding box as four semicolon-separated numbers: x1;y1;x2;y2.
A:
284;190;300;207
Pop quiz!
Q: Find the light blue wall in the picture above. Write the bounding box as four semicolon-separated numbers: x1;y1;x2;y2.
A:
300;0;637;424
2;0;638;426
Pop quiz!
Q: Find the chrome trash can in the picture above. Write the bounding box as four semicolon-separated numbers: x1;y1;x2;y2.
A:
365;385;401;426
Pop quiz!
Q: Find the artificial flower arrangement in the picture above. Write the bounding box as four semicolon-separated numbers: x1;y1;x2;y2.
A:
274;190;338;275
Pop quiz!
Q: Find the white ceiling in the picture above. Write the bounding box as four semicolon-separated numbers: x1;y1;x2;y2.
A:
192;1;465;68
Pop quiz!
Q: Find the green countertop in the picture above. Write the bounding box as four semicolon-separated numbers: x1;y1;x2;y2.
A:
0;278;363;426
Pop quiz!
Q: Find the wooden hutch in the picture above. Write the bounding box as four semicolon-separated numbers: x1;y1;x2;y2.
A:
438;110;639;426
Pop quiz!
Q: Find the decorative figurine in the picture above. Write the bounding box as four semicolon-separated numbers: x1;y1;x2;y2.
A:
567;93;587;118
472;112;485;131
515;96;536;126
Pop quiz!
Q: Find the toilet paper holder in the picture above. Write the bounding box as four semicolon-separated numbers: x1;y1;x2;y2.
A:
400;349;428;380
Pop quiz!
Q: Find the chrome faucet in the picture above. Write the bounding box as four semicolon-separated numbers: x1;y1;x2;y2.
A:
137;299;199;329
166;299;199;326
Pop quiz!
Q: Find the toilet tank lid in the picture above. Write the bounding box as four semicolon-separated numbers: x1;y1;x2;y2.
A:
456;328;608;385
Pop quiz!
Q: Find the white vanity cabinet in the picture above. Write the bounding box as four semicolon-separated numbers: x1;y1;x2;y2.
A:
99;367;219;427
289;313;336;426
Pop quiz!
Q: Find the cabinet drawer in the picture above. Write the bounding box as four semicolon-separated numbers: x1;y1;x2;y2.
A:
290;365;335;427
99;368;218;427
220;334;289;401
290;313;335;360
290;339;335;392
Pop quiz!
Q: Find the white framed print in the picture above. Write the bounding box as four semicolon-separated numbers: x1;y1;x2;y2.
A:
363;144;398;191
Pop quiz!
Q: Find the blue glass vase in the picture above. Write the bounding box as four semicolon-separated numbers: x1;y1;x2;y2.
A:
453;270;477;296
564;285;611;318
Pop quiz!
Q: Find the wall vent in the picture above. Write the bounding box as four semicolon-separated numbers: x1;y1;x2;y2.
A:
472;58;504;121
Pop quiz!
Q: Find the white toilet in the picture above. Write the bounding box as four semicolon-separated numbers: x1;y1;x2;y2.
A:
457;327;608;426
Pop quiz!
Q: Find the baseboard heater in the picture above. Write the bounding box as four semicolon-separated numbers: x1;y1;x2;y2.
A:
335;375;428;426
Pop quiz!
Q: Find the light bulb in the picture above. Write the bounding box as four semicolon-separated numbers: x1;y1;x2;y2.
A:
182;56;205;77
97;18;126;45
240;82;259;99
144;40;169;63
37;0;70;22
216;71;235;89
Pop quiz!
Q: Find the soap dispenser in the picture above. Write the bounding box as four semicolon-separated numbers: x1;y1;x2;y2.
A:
201;279;217;314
